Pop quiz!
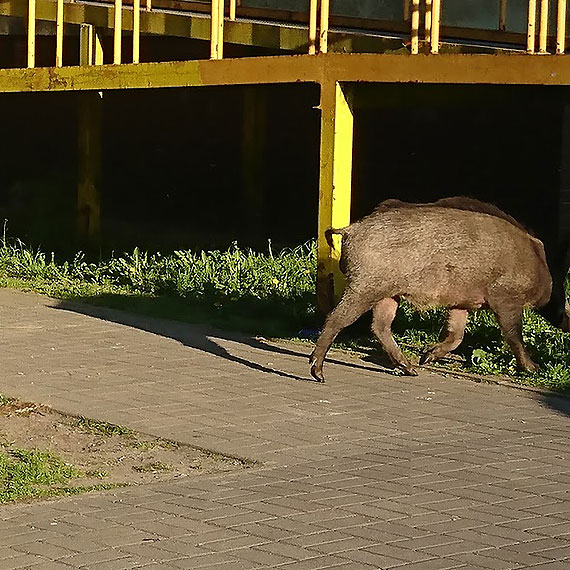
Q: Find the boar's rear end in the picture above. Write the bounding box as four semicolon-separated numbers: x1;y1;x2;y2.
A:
310;203;552;382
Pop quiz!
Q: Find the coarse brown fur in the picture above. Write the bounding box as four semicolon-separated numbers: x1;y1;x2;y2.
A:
310;198;559;382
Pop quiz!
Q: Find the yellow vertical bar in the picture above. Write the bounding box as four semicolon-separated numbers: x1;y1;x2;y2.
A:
78;93;102;246
146;0;151;11
229;0;236;20
425;0;432;41
528;0;537;52
431;0;441;53
56;0;63;67
317;81;354;312
309;0;318;54
114;0;122;64
218;0;224;59
499;0;507;31
411;0;420;54
133;0;140;63
320;0;329;54
27;0;35;68
211;0;219;59
80;23;94;65
539;0;549;53
94;28;104;65
557;0;567;53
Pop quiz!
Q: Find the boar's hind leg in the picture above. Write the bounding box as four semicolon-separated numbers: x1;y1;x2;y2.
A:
493;304;538;373
372;298;418;376
420;309;468;365
310;289;374;383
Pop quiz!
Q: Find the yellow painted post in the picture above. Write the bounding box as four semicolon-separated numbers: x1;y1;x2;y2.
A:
80;23;94;65
539;0;549;53
211;0;220;59
320;0;329;54
56;0;63;67
317;81;354;313
241;87;266;228
431;0;441;53
411;0;420;54
557;0;567;53
133;0;140;63
77;93;102;246
27;0;36;68
528;0;537;52
499;0;507;31
146;0;152;11
425;0;432;42
309;0;318;54
229;0;236;20
94;28;104;65
114;0;122;64
218;0;224;59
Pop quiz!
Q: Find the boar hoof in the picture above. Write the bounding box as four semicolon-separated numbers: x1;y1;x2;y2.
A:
419;351;434;365
310;365;325;383
400;363;418;376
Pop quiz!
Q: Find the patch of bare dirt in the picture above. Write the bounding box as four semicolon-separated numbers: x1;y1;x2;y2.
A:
0;397;253;494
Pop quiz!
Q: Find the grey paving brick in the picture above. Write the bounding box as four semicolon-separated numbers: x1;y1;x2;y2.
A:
2;289;570;570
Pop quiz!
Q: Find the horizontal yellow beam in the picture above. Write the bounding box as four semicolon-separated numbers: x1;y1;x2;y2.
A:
2;53;570;94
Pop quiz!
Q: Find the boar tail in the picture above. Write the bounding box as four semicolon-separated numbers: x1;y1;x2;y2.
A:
325;228;349;249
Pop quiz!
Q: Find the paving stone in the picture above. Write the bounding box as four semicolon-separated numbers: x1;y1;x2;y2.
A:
1;289;570;570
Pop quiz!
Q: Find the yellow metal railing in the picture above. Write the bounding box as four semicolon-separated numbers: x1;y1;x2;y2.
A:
21;0;570;69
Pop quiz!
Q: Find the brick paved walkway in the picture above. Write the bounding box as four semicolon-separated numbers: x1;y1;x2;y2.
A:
1;288;569;569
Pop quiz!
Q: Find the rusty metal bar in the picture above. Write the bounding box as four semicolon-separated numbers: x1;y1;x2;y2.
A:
411;0;419;53
539;0;549;53
557;0;567;53
27;0;36;68
56;0;63;66
499;0;507;31
425;0;432;41
309;0;318;54
320;0;329;53
527;0;537;52
431;0;441;53
114;0;122;63
133;0;140;62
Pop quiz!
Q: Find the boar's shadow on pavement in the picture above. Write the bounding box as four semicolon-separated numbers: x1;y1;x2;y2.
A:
52;299;322;383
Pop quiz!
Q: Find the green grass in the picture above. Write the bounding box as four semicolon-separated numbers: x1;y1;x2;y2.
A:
0;446;84;503
0;237;568;392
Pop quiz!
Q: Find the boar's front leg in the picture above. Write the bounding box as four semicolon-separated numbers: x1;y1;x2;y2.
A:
420;309;468;365
371;297;418;376
310;288;374;383
493;304;538;373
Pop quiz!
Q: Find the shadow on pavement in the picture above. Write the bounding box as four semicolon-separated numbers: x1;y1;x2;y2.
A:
538;392;570;417
52;299;391;384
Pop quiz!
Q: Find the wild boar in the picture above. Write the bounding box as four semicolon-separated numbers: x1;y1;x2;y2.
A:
310;198;561;382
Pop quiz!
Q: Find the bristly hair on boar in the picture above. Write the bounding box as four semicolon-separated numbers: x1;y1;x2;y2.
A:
310;197;569;383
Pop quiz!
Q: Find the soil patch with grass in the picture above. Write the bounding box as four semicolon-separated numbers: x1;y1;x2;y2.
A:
0;395;253;504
